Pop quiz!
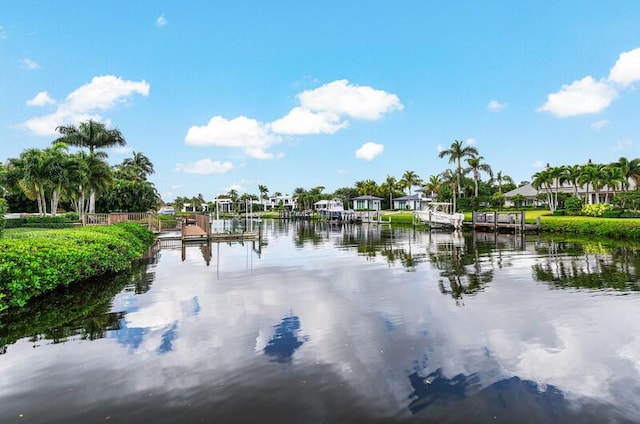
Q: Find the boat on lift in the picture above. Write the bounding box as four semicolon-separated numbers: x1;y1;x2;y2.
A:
413;202;464;230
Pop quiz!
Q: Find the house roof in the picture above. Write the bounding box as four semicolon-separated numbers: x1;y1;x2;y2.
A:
353;195;382;200
504;184;539;198
393;194;421;201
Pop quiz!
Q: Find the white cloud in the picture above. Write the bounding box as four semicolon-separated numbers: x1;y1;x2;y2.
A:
26;91;55;106
224;181;250;193
590;119;610;131
466;137;477;146
355;142;384;161
487;99;506;111
21;58;40;70
538;76;617;117
609;47;640;86
336;169;350;175
185;116;282;160
298;79;403;120
170;184;183;190
436;144;443;153
174;159;234;174
22;75;150;136
270;107;347;135
156;14;167;27
110;146;132;154
533;160;545;169
613;139;632;151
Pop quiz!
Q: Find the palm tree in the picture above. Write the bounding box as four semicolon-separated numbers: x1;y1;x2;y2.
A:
547;165;565;211
492;171;514;194
563;164;582;197
258;184;269;210
400;170;422;197
578;162;601;204
55;120;126;215
424;175;442;198
121;151;154;180
354;179;378;196
438;140;479;198
532;168;554;210
440;169;458;211
383;175;398;210
8;149;48;215
464;155;493;197
611;157;640;191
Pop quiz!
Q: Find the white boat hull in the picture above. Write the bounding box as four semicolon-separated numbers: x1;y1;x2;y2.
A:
414;210;464;230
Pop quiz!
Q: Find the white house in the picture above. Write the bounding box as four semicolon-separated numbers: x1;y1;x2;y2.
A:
263;194;297;211
393;188;433;210
504;180;638;207
314;198;344;212
213;196;234;213
352;195;382;211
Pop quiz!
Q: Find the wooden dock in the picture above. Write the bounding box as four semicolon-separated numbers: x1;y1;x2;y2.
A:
465;211;541;233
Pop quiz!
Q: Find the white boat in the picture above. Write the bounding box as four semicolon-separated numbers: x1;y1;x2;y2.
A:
413;202;464;230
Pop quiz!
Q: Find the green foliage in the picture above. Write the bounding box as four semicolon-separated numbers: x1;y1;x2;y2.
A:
552;209;565;216
612;191;640;210
581;203;613;217
0;223;155;311
0;198;6;237
602;210;622;218
564;196;583;215
540;216;640;239
3;214;80;229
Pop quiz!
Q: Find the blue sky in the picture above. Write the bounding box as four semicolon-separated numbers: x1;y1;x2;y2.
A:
2;1;640;202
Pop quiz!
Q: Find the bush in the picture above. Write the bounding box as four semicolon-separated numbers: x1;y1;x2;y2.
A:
0;223;156;311
552;209;565;216
0;198;6;237
581;203;613;217
564;196;583;215
602;210;622;218
620;210;640;218
541;216;640;239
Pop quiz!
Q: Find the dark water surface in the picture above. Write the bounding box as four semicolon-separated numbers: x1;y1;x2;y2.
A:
2;220;640;423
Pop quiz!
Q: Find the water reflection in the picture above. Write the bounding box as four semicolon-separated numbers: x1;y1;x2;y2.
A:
264;314;307;363
2;221;640;423
0;260;154;353
533;238;640;292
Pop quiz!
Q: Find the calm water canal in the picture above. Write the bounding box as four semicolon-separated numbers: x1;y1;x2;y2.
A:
2;220;640;423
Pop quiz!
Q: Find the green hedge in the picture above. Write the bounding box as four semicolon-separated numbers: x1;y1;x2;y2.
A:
0;199;6;237
540;216;640;239
0;223;156;311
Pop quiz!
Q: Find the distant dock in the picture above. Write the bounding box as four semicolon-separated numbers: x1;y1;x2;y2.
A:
465;211;541;233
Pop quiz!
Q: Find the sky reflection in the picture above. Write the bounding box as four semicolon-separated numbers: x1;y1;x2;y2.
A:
1;222;640;423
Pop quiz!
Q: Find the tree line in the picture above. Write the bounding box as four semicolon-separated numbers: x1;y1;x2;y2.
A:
0;120;161;215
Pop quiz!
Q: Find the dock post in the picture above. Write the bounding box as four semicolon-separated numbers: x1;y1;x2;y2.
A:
493;211;497;232
520;210;525;233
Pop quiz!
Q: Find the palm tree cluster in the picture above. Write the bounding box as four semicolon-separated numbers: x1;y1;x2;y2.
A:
532;158;640;212
1;120;161;215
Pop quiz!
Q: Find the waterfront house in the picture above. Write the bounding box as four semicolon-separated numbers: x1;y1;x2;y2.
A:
352;195;382;211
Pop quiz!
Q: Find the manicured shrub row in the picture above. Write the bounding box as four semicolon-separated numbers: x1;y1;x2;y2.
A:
0;223;155;311
540;216;640;239
5;214;80;229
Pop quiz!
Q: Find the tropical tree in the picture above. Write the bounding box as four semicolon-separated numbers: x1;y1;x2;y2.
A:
55;120;126;215
354;179;378;196
438;140;479;198
464;155;493;197
120;151;155;180
492;171;514;194
7;148;48;215
532;168;554;211
399;170;422;198
439;169;458;211
424;175;442;198
382;175;398;210
578;162;601;205
562;164;582;197
258;184;269;210
611;157;640;191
